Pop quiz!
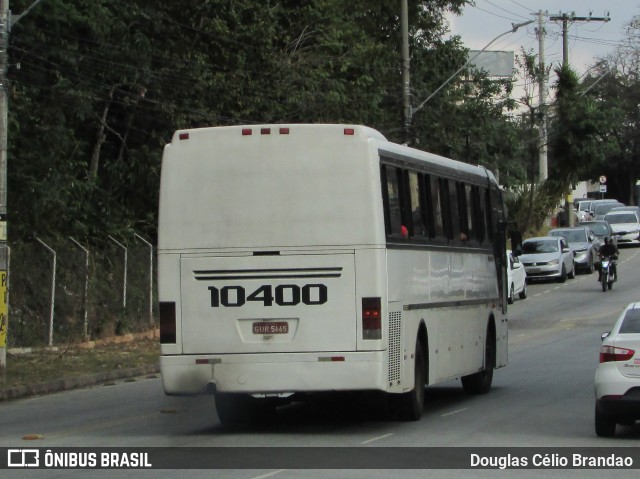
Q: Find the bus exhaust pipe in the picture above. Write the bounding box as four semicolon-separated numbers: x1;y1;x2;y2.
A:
206;381;218;395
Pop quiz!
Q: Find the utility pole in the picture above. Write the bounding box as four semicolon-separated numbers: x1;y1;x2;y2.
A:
550;12;611;67
549;11;610;226
536;10;548;183
0;0;46;375
0;0;9;376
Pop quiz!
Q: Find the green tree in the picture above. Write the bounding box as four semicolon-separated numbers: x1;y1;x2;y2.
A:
7;0;492;245
548;65;608;192
583;17;640;204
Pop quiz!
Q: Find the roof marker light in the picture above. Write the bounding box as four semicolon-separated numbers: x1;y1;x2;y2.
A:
279;127;290;135
242;128;252;136
261;128;271;135
178;132;189;140
344;128;355;136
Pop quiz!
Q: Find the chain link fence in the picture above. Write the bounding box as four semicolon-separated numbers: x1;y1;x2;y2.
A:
7;236;157;347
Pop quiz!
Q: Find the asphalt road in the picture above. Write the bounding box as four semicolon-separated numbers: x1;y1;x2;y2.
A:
2;246;640;478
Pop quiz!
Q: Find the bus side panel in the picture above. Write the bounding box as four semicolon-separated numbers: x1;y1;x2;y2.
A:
386;247;498;384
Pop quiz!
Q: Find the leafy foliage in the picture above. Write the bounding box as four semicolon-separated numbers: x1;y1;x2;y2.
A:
548;65;610;190
7;0;522;244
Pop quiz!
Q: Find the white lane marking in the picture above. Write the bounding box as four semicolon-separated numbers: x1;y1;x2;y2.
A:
441;408;468;417
360;432;395;444
251;470;287;479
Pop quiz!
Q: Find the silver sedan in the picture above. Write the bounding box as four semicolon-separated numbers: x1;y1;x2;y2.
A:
519;236;575;283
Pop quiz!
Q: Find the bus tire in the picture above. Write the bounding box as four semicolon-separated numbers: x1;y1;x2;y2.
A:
394;339;425;421
215;393;247;424
215;393;273;425
461;325;495;395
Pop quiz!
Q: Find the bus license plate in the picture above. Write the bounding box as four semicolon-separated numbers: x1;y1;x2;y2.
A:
252;322;288;335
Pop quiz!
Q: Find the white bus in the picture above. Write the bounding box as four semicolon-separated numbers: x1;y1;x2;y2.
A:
158;124;509;423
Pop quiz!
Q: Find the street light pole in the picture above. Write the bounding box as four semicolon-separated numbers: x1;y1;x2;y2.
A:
412;20;534;117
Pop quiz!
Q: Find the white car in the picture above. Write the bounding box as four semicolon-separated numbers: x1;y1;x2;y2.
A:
604;210;640;246
506;249;527;304
594;302;640;437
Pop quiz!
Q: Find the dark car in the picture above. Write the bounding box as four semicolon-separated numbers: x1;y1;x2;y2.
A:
592;201;624;220
548;227;599;274
580;220;616;248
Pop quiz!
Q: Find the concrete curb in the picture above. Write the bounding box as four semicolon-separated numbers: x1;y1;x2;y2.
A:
1;364;160;401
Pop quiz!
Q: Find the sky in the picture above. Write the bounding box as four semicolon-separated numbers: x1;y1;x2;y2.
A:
446;0;640;103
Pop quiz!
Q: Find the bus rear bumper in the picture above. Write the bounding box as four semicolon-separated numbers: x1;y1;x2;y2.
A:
161;351;387;396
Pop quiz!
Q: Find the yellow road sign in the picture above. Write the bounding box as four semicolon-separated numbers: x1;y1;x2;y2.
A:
0;271;7;348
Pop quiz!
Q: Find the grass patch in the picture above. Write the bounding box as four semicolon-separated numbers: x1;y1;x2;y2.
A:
2;338;159;390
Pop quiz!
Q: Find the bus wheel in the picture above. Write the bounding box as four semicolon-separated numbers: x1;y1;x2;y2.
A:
394;339;425;421
461;326;495;395
215;393;248;424
215;393;273;425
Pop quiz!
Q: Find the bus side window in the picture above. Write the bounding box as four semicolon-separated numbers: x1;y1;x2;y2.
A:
446;180;460;242
485;188;494;241
408;171;428;238
422;174;435;239
457;183;471;242
382;165;405;238
430;176;446;239
474;186;486;243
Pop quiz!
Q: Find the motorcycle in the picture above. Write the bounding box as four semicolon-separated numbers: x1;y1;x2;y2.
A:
599;256;616;292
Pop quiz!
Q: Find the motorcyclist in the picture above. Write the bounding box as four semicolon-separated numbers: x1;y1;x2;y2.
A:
598;237;618;281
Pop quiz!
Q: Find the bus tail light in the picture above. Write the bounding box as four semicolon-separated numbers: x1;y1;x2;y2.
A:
160;302;176;344
362;297;381;339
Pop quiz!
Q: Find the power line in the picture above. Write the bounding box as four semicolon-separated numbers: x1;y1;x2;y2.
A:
481;0;529;21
